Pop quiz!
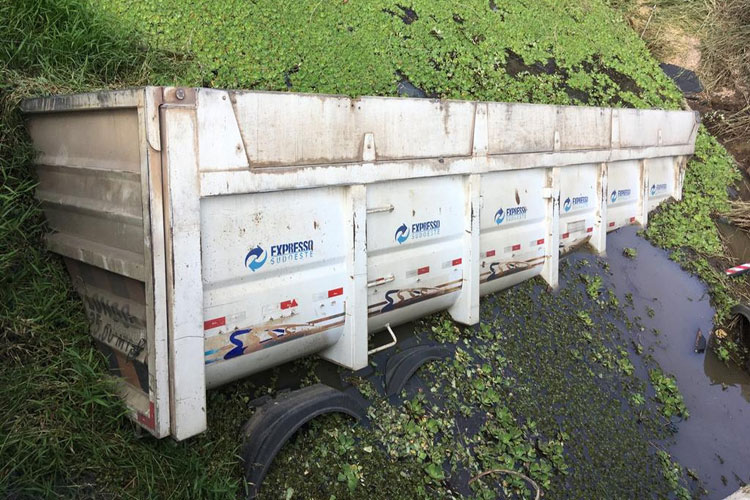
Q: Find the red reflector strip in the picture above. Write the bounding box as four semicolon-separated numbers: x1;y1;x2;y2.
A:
452;258;462;266
536;238;545;245
328;287;343;298
512;244;521;251
204;317;226;330
562;232;570;239
726;263;750;276
280;299;299;310
417;266;430;275
486;250;496;257
608;222;615;227
587;227;594;232
630;216;636;223
137;401;155;430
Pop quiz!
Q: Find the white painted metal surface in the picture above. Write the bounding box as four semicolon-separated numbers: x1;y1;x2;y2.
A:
22;87;699;440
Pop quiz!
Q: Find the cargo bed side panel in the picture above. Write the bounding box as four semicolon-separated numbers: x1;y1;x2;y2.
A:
559;164;600;252
365;177;465;331
201;187;349;388
23;90;170;437
607;160;641;231
479;169;548;294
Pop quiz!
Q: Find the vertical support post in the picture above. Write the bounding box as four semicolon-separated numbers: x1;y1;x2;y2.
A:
541;167;560;289
448;174;480;325
139;87;170;438
319;184;368;370
590;162;607;254
160;89;207;440
639;159;649;227
673;156;686;202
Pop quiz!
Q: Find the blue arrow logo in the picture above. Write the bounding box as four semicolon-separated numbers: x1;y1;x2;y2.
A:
395;223;410;244
494;208;505;224
610;190;617;203
650;184;656;196
563;197;571;212
244;245;267;271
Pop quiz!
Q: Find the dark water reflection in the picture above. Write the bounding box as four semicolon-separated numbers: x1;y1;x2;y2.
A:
607;226;750;498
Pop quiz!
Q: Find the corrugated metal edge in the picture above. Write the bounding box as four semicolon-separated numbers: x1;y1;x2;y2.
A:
20;88;144;114
46;232;146;281
20;86;698;121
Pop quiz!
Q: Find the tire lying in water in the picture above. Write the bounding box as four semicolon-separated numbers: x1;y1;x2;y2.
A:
240;384;367;499
730;304;750;370
384;344;451;397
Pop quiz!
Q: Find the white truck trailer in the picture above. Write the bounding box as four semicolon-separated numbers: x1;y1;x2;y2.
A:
21;87;699;494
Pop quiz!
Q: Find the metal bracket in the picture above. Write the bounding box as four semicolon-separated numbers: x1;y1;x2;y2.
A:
367;274;395;288
367;323;398;355
366;204;394;214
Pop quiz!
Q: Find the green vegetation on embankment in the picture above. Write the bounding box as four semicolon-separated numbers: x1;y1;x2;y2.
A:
645;130;741;320
614;0;750;143
610;0;750;368
1;1;238;497
1;0;743;498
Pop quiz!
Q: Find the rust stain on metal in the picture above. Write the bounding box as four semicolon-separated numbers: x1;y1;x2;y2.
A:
162;87;196;105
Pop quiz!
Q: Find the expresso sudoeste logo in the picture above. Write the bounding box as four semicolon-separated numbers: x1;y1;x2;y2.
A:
495;206;527;224
244;240;314;271
395;220;440;244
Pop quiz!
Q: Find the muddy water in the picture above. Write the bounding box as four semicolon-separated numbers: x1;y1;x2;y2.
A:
606;225;750;498
242;224;750;498
716;220;750;264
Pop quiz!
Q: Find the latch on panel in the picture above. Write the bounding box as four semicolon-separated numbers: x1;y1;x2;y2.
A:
363;132;376;162
366;204;394;214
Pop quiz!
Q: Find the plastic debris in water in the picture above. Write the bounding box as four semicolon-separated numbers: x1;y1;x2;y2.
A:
694;329;707;353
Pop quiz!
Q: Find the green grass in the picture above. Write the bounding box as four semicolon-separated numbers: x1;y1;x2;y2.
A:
0;0;237;498
0;0;741;498
93;0;683;107
612;0;750;142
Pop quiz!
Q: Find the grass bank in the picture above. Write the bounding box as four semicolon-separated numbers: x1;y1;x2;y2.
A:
609;0;750;364
0;0;239;497
1;0;744;497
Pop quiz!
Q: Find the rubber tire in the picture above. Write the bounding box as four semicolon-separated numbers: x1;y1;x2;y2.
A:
240;384;366;499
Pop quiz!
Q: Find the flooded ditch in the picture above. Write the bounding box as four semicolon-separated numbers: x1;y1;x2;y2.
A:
221;226;749;499
606;226;750;499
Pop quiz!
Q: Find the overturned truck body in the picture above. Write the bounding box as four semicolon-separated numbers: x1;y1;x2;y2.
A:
22;87;699;442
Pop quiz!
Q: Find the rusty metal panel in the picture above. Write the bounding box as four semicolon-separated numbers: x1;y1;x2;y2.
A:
487;103;612;154
65;259;150;403
22;88;171;438
25;109;141;172
225;90;475;168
